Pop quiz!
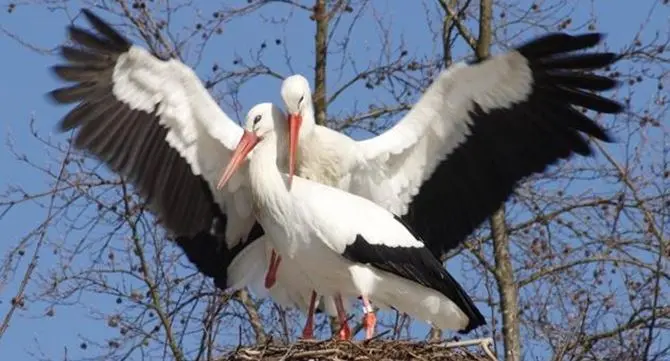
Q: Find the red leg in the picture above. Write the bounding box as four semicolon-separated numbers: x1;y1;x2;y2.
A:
361;295;376;339
334;293;351;340
264;250;282;288
301;291;318;339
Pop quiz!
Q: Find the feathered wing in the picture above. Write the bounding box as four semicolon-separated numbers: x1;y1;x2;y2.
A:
350;32;623;257
49;9;257;246
292;178;485;332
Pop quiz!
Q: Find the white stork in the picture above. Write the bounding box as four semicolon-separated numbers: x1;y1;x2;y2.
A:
47;9;347;339
258;32;623;334
264;32;623;282
216;102;487;340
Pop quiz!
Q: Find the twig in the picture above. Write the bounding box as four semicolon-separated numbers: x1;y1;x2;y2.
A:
0;141;73;343
443;338;498;361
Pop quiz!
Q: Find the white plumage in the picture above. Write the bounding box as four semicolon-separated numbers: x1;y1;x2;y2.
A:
49;8;624;341
226;234;344;321
48;9;345;338
278;34;622;259
259;36;622;336
216;103;485;336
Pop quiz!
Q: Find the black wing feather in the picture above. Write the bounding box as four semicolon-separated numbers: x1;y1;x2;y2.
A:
342;223;486;334
50;9;215;236
49;9;266;285
402;32;624;258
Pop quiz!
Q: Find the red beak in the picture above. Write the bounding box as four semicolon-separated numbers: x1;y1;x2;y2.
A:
216;130;260;191
287;112;302;187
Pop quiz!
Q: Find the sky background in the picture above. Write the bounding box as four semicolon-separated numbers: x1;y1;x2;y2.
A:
0;0;667;360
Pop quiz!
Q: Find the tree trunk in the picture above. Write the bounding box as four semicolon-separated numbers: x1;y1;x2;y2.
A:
490;206;521;361
476;2;521;359
313;0;328;126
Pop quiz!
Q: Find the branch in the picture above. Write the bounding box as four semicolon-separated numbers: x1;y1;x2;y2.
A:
436;0;477;51
234;289;267;344
0;141;73;343
121;181;185;361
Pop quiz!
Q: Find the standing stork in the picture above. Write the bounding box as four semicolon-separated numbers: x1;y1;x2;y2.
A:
216;102;487;340
258;32;623;336
263;32;623;285
47;8;346;339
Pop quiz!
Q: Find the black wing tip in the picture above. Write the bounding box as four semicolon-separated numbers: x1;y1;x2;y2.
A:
517;32;609;60
595;52;619;68
45;88;60;103
596;128;617;143
65;24;84;38
65;25;105;49
81;8;131;46
65;8;131;52
46;87;71;105
603;100;626;115
572;32;606;45
43;89;77;132
539;32;605;47
591;97;626;116
50;64;71;80
79;8;111;35
80;8;97;21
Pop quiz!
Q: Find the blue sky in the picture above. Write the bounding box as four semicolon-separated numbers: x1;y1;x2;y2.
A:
0;1;666;360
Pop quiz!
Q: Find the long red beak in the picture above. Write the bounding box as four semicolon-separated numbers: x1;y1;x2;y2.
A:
287;113;302;187
216;130;260;191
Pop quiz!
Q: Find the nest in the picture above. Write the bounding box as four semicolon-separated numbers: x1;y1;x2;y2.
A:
221;338;498;361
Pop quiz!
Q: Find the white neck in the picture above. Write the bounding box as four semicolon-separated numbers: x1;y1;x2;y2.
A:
301;100;316;137
248;132;305;256
249;133;293;217
250;133;285;189
275;128;290;173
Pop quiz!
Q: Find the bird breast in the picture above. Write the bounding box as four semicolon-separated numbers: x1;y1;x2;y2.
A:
298;136;353;187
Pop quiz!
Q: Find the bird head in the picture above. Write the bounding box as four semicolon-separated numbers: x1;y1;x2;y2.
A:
216;103;284;190
280;74;313;183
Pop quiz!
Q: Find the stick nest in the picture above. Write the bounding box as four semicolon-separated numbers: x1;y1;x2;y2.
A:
220;339;493;361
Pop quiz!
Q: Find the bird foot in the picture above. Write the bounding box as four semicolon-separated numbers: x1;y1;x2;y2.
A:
338;323;351;340
362;312;376;339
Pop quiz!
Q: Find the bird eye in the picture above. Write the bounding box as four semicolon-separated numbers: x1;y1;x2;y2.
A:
298;95;304;105
253;115;262;125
